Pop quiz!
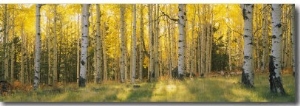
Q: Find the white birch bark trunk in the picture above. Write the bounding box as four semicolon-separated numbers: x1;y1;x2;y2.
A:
269;4;286;95
34;4;42;90
178;4;186;79
241;4;254;87
79;4;90;87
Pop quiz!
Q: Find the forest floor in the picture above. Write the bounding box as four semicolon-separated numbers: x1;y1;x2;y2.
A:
0;73;296;102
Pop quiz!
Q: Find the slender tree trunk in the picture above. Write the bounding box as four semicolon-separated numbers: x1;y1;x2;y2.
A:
10;9;15;83
139;5;144;80
148;4;154;82
34;4;42;90
269;4;286;95
130;4;137;84
77;13;80;84
154;4;160;80
95;4;102;84
103;22;108;81
21;22;25;84
291;4;295;77
79;4;90;87
120;4;126;83
52;5;58;86
4;4;9;81
178;4;186;80
167;5;172;78
241;4;254;87
261;4;268;72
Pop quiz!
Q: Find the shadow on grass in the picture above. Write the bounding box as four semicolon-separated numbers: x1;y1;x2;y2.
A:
125;82;156;102
181;74;295;102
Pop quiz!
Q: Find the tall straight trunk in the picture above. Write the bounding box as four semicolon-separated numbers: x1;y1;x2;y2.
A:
77;13;80;84
21;22;25;84
190;4;197;75
291;4;295;77
261;4;268;72
10;9;15;82
241;4;254;87
95;4;102;83
3;4;9;81
46;16;52;85
79;4;90;87
131;4;137;84
53;5;58;86
103;22;108;81
148;4;154;82
226;5;232;72
167;5;172;78
34;4;42;90
178;4;186;79
154;4;160;79
139;5;144;80
269;4;286;95
120;4;126;83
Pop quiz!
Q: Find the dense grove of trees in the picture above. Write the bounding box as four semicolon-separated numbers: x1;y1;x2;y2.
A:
0;4;295;94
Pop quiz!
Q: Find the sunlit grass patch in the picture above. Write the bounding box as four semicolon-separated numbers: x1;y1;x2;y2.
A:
1;73;295;102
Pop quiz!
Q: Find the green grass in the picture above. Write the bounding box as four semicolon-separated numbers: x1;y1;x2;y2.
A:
0;73;296;102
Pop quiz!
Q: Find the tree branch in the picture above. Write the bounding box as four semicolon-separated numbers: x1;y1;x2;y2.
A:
160;10;178;22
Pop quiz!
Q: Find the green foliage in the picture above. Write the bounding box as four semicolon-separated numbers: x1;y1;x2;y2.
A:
1;74;295;102
211;41;229;71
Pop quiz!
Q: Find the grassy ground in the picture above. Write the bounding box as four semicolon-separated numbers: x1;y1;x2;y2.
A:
0;73;296;102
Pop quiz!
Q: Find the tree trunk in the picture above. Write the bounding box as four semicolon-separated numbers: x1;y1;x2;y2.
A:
52;5;58;86
139;5;144;80
21;22;25;84
269;4;286;95
241;4;254;87
178;4;186;80
291;4;295;77
154;4;160;80
131;4;137;84
95;4;102;84
79;4;90;87
261;4;268;72
120;4;126;83
3;4;9;81
77;13;80;84
148;4;154;82
34;4;42;90
103;22;108;81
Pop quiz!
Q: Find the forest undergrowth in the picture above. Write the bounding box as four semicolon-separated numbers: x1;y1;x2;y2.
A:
0;72;295;102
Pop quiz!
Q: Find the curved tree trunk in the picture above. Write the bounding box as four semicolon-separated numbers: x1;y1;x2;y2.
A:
178;4;186;80
34;4;42;90
79;4;90;87
241;4;254;87
269;4;286;95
